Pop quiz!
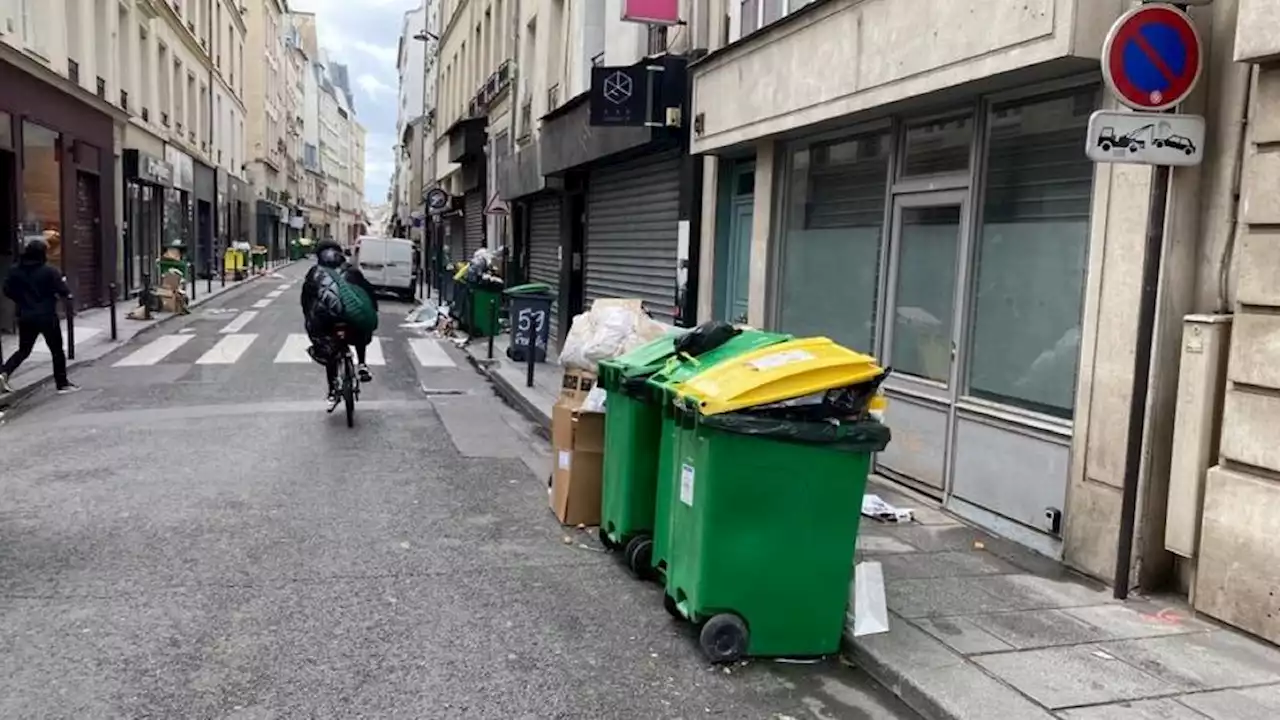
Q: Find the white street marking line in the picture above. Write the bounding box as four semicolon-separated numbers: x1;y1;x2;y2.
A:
113;335;194;367
365;337;386;366
252;298;272;308
219;310;258;334
197;334;257;365
266;290;284;298
409;338;456;368
277;284;291;290
274;333;313;364
32;327;102;355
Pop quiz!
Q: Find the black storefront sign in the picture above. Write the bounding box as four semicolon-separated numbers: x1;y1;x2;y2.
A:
124;149;174;187
589;64;652;127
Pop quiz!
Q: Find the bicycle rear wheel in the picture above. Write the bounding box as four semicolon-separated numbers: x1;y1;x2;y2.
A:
342;355;356;427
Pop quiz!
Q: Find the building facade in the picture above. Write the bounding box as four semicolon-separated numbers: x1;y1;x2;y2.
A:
393;1;436;241
245;0;289;259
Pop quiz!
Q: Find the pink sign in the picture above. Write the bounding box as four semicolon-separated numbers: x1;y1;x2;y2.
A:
622;0;680;26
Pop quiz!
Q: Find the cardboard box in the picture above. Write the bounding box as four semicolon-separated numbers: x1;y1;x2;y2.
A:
560;368;597;405
550;401;605;526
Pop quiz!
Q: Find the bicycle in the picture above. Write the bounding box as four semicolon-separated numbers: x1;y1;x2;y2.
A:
325;324;360;427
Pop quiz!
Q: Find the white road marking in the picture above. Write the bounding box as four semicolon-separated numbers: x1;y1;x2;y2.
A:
196;334;257;365
219;310;258;334
365;337;386;366
274;333;313;364
409;338;456;368
32;327;102;355
266;290;284;298
113;335;194;367
251;298;272;308
277;284;291;290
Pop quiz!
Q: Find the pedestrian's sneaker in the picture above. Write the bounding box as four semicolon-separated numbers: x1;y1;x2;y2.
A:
0;373;12;394
358;364;373;383
56;383;81;395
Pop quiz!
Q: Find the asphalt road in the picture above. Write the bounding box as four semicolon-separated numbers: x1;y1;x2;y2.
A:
0;267;920;720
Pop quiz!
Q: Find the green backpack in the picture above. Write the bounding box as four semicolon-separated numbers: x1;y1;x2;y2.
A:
324;268;378;334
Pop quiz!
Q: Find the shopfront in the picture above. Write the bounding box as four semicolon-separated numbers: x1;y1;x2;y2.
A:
194;161;216;279
757;81;1098;554
121;149;174;294
164;146;195;260
0;58;118;313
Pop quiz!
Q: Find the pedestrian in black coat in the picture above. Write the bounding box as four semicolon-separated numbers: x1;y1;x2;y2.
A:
0;238;80;394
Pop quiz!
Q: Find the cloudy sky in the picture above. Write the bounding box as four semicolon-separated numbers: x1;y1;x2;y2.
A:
291;0;415;205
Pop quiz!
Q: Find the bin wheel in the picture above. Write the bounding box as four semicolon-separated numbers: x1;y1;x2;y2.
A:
625;535;655;581
663;593;683;620
700;614;748;664
598;528;620;551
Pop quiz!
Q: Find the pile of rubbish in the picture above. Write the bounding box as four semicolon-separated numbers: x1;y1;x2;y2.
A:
558;298;679;412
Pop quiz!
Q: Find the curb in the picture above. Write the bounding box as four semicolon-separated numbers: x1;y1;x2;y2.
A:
842;629;956;720
1;263;299;410
462;347;553;437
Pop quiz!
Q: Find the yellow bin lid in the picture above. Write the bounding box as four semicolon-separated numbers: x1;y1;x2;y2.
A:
675;337;885;416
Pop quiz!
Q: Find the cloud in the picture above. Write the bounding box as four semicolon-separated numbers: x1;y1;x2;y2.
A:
357;73;396;99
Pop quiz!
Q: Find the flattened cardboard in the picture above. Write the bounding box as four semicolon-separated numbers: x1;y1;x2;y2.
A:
550;401;606;526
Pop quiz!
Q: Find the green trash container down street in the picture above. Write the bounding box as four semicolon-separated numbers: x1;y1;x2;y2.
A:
597;328;791;578
468;284;503;338
659;337;891;663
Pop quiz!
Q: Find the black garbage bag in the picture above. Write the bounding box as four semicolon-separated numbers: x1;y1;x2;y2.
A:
698;412;891;453
675;321;741;357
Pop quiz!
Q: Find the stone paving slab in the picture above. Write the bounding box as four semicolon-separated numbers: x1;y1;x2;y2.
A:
974;645;1177;709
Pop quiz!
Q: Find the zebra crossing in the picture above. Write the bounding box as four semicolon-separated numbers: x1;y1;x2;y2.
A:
111;332;458;369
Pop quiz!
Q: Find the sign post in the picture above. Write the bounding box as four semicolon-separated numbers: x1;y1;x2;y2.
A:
1101;2;1204;602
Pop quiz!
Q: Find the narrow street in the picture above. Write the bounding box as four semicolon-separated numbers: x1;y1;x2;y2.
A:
0;270;918;719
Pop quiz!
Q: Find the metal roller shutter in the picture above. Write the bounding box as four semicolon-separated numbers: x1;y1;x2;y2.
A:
527;194;562;342
585;150;681;324
464;190;485;261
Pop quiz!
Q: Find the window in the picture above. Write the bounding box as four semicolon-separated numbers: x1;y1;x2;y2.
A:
965;88;1098;418
777;131;890;353
21;0;47;54
901;115;973;177
158;44;170;121
20;122;61;267
737;0;810;39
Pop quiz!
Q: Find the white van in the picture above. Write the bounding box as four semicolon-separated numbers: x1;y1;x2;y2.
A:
354;236;416;301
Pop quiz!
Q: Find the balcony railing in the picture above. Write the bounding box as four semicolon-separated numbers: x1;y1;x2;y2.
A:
142;107;150;122
120;89;128;110
97;77;106;98
547;84;561;112
176;120;184;134
162;112;170;127
647;26;669;55
517;98;533;143
68;59;80;84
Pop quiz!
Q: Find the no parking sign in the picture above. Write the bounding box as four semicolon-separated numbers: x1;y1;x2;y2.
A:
1102;3;1203;111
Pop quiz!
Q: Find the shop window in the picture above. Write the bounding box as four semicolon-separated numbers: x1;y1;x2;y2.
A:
777;131;890;354
0;111;11;150
966;87;1098;418
20;121;62;269
901;114;973;177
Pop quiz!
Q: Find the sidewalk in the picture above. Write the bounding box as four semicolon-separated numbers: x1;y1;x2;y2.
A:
1;261;299;408
460;332;1280;720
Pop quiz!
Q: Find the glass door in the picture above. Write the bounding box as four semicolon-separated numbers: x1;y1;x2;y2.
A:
876;191;968;494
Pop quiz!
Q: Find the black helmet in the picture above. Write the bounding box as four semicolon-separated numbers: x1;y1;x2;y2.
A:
316;239;345;268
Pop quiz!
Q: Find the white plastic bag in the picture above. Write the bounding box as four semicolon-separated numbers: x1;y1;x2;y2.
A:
852;561;890;637
581;385;608;413
558;312;597;370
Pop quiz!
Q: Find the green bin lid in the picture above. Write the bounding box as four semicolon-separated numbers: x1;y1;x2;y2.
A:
504;282;554;297
648;329;791;390
598;335;680;387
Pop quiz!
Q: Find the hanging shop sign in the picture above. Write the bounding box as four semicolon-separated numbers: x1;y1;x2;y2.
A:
123;149;173;187
621;0;680;25
590;64;651;127
1102;3;1203;111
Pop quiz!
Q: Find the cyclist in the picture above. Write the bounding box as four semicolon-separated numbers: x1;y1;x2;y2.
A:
300;239;378;402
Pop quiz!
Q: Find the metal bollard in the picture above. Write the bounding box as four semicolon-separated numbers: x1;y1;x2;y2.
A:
207;262;213;295
487;297;497;360
108;282;118;341
526;324;536;389
220;258;226;287
188;262;196;302
65;297;75;361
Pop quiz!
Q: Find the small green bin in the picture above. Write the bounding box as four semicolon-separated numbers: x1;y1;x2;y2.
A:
597;336;683;555
468;285;503;338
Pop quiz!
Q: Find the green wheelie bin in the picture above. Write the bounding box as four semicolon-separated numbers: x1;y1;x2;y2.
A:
660;337;891;663
627;329;791;580
596;335;682;554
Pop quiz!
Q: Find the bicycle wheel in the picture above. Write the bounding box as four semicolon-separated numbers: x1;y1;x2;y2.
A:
342;355;356;428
